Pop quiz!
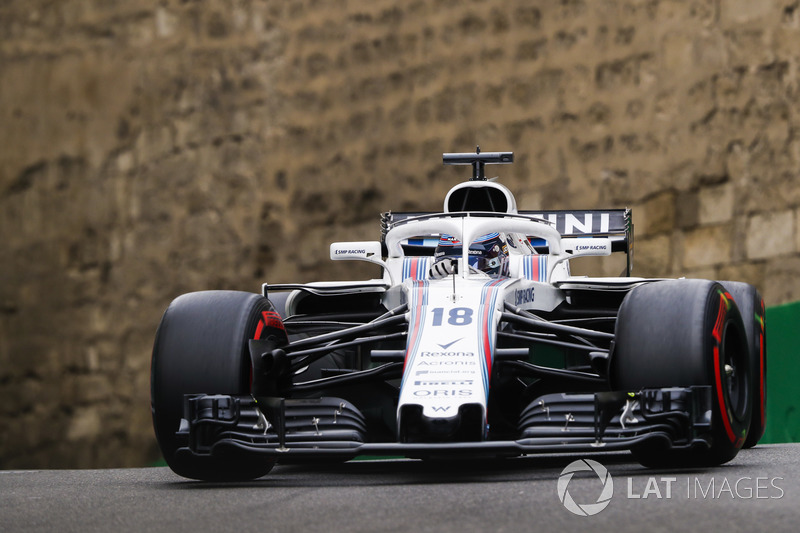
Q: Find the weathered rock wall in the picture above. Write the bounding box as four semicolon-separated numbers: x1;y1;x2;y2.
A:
1;0;799;467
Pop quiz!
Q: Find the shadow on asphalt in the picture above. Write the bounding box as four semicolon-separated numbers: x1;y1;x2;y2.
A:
162;451;650;489
161;445;785;489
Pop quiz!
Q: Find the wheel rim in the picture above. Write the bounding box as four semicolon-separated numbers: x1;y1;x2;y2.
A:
721;321;749;422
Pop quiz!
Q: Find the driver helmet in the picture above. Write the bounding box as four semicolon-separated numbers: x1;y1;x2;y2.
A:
433;232;509;277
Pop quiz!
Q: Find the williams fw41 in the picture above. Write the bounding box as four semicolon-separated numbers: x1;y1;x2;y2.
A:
151;150;767;480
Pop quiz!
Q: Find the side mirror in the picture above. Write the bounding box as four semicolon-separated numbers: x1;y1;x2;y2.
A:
548;238;613;279
330;241;393;284
330;241;384;262
560;238;613;257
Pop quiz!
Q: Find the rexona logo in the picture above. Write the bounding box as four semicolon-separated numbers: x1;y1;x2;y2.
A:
557;459;614;516
419;351;474;357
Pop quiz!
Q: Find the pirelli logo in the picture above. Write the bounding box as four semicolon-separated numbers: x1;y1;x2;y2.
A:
414;379;474;386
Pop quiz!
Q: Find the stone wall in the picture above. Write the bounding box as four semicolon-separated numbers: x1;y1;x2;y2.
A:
1;0;799;468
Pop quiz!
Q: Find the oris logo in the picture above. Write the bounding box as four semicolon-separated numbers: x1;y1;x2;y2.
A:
412;389;473;397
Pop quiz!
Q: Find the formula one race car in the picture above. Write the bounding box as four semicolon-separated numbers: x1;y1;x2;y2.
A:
151;150;767;480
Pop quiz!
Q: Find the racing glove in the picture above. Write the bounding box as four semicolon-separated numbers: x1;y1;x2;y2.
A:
429;258;457;279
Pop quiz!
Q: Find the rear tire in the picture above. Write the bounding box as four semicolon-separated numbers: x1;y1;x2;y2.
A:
720;281;766;448
611;279;751;468
151;291;277;481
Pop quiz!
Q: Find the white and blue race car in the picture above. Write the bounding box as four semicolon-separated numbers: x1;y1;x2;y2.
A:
151;150;766;480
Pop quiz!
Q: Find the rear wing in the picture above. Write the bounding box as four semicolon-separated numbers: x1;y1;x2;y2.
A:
380;209;634;276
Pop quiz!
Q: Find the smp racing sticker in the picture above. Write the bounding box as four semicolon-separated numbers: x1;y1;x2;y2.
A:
515;288;535;305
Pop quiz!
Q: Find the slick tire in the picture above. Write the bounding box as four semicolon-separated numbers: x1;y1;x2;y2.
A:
720;281;767;448
611;279;752;468
151;291;277;481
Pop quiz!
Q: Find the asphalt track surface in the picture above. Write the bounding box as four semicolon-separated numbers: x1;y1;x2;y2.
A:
1;444;798;533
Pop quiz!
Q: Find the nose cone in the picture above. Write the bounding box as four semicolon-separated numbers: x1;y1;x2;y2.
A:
398;403;485;443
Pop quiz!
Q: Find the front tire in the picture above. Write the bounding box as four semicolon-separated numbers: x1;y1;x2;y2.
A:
611;279;752;468
151;290;277;481
720;281;766;448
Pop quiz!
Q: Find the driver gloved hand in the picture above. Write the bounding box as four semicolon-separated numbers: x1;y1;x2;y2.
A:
429;258;457;279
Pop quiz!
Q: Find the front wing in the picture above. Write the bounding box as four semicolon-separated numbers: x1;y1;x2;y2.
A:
175;386;714;461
